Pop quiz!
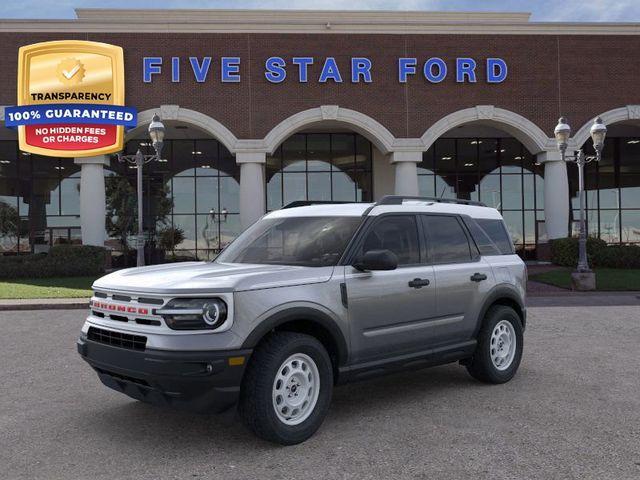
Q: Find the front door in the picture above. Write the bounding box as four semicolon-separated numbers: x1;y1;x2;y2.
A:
345;214;437;363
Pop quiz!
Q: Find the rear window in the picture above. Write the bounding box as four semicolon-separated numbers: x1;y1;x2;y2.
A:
462;218;501;256
475;218;515;255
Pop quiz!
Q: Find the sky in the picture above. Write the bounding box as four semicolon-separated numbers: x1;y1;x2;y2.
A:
1;0;639;22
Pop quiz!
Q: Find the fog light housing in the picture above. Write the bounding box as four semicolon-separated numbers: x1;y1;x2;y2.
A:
157;298;228;331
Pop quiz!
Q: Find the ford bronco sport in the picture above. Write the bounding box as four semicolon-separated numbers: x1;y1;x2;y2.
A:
78;195;526;445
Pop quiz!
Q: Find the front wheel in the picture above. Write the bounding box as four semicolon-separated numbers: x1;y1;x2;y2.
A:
238;332;333;445
466;305;523;384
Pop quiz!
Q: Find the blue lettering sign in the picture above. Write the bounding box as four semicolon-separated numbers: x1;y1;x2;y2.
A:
398;58;417;83
424;58;447;83
292;57;313;82
189;57;211;83
319;57;342;83
171;57;180;83
456;58;477;83
487;58;508;83
141;55;508;85
351;58;372;83
143;57;162;83
265;56;287;83
221;57;241;83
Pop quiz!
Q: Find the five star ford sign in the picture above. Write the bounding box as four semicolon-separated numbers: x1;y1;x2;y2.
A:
4;40;137;158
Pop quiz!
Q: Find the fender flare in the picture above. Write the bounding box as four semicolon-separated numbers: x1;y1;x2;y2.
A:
473;284;526;337
241;306;349;365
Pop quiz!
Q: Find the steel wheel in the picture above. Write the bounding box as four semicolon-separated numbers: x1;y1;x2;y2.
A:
490;319;517;371
272;353;320;426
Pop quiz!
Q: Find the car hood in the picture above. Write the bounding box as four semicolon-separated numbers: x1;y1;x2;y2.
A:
92;261;335;295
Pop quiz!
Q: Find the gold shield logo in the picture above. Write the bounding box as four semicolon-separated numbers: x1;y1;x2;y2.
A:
16;40;126;157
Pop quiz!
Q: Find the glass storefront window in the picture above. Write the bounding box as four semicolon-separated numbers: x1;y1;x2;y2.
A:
266;133;373;210
570;136;640;244
621;210;640;243
113;138;240;260
621;174;640;209
420;136;545;256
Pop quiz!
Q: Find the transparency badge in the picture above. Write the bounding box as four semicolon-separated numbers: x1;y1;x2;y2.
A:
5;40;137;157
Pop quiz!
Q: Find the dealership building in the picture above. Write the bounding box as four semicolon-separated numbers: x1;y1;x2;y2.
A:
0;9;639;261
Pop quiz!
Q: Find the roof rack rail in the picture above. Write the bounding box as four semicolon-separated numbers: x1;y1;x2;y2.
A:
282;200;365;209
375;195;486;207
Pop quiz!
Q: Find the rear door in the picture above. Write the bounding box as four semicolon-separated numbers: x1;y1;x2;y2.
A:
421;214;494;345
345;214;437;363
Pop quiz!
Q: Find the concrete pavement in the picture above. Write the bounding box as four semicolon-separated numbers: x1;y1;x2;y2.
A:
0;306;639;479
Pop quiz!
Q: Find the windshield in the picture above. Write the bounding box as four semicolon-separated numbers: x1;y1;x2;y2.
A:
216;216;362;267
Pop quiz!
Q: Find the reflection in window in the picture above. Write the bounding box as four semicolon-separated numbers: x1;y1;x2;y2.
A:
0;144;82;253
266;133;373;210
569;137;640;244
118;138;240;260
419;138;544;257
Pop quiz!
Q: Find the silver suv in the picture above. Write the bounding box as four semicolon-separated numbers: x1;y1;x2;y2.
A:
78;195;526;445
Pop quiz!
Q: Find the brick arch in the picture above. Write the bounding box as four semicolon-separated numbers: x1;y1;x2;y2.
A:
572;105;640;148
420;106;553;154
263;105;396;155
127;105;239;153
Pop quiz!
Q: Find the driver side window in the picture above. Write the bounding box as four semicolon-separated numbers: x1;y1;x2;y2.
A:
360;215;420;265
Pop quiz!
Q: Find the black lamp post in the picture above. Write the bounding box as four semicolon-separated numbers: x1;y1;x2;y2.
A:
117;113;166;267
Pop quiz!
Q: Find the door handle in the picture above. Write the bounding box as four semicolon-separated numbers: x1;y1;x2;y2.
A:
470;272;488;282
408;278;430;289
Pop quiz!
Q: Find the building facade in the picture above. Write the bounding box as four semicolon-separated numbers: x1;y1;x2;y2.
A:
0;9;639;261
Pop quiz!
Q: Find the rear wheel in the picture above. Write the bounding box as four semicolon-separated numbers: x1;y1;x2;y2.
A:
238;331;333;445
466;305;523;384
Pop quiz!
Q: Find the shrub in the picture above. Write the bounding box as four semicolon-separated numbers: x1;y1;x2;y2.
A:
157;226;185;252
0;245;107;279
550;237;640;268
593;244;640;268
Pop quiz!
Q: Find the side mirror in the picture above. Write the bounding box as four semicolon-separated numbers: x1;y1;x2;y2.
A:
353;249;398;271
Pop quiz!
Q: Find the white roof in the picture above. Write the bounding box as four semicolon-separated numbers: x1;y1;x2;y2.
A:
266;203;372;218
265;200;503;220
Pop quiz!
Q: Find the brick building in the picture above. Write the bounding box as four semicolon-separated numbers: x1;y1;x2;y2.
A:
0;9;639;260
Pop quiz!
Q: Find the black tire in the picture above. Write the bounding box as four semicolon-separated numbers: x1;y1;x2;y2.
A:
238;331;333;445
466;305;523;384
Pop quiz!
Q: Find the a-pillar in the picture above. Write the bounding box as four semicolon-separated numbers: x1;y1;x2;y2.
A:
538;151;569;239
391;151;422;196
74;155;109;246
237;151;266;230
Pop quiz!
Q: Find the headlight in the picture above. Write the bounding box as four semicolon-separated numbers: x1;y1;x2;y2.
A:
157;298;228;331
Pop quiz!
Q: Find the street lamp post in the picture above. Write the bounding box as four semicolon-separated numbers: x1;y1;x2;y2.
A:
553;116;607;288
117;114;166;267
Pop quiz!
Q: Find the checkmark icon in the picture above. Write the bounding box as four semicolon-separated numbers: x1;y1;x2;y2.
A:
62;64;80;79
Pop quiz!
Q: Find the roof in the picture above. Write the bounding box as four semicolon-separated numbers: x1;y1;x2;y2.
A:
265;201;503;220
267;203;373;218
0;9;638;35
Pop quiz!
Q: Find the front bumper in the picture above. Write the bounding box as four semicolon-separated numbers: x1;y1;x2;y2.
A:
77;335;252;413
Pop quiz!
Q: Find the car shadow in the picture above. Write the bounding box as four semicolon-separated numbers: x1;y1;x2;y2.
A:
82;363;478;450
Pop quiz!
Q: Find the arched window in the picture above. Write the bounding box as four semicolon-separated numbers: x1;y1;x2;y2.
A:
419;137;544;258
266;133;373;211
112;138;240;261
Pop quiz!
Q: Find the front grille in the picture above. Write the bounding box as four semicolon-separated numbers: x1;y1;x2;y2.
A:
137;297;164;305
112;294;132;302
87;326;147;351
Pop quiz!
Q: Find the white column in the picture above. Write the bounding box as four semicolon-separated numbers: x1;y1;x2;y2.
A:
74;155;109;246
391;151;422;196
237;151;266;230
538;151;569;239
